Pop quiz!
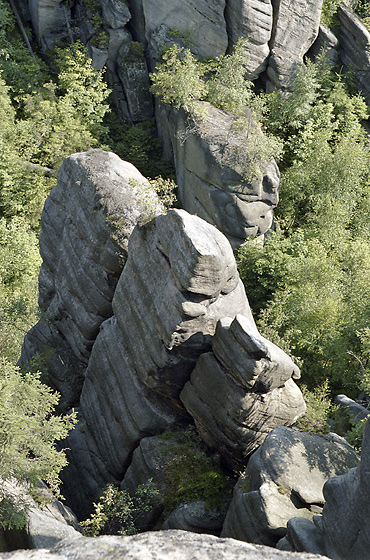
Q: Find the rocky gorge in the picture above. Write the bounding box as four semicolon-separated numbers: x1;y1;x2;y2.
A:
5;0;370;558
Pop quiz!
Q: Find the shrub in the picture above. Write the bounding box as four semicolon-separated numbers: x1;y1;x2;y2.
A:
81;480;159;536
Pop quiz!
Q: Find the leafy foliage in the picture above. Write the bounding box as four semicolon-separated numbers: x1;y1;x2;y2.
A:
81;481;159;536
159;426;233;512
295;381;337;433
0;359;76;529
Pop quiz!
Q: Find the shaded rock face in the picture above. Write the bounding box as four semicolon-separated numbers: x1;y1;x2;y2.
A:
221;426;360;547
0;480;81;552
338;4;370;106
226;0;273;79
267;0;323;91
19;150;160;409
157;102;281;247
0;530;331;560
61;209;251;517
281;419;370;559
180;316;305;469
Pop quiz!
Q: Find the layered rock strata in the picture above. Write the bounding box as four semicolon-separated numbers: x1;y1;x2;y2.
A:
226;0;273;79
338;4;370;106
157;102;281;247
180;315;305;468
266;0;323;91
221;426;360;546
61;209;251;516
19;150;160;408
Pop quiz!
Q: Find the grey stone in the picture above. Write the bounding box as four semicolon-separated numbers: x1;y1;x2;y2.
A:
0;480;80;551
117;41;154;122
162;502;226;534
62;209;251;515
87;44;108;71
140;0;228;60
221;426;360;546
225;0;273;79
267;0;323;91
0;530;331;559
320;418;370;559
308;24;339;66
213;315;300;391
181;350;305;469
19;150;159;409
28;0;69;49
101;0;131;30
338;4;370;105
277;517;326;554
156;102;280;247
335;393;370;422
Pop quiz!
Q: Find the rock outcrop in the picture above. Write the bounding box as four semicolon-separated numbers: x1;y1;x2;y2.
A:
221;426;360;546
60;208;252;517
338;4;370;106
19;150;161;409
266;0;323;91
283;418;370;559
180;316;305;469
157;102;281;247
0;530;331;559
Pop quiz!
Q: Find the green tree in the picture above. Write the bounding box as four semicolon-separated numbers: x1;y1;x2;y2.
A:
0;359;76;529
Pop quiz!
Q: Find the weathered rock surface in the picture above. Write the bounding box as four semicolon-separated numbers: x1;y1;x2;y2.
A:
162;502;227;535
335;393;370;422
338;4;370;105
117;41;154;122
320;418;370;559
180;316;305;468
221;426;360;547
308;24;339;66
157;102;281;246
281;419;370;559
28;0;70;49
19;150;160;409
0;480;80;552
0;530;331;559
267;0;323;91
135;0;228;61
226;0;273;79
61;209;251;516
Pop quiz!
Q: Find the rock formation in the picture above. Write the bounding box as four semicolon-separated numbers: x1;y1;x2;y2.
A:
221;426;360;546
0;530;331;559
19;150;161;409
180;315;305;469
281;418;370;559
60;207;253;518
157;102;281;247
266;0;323;91
337;4;370;106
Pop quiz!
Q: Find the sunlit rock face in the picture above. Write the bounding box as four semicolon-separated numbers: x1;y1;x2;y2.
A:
19;150;160;409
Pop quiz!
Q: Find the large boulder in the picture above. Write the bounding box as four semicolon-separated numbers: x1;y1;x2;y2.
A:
180;316;305;469
0;530;331;559
266;0;323;91
28;0;70;49
157;102;281;247
222;426;360;547
60;209;251;517
19;150;161;409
